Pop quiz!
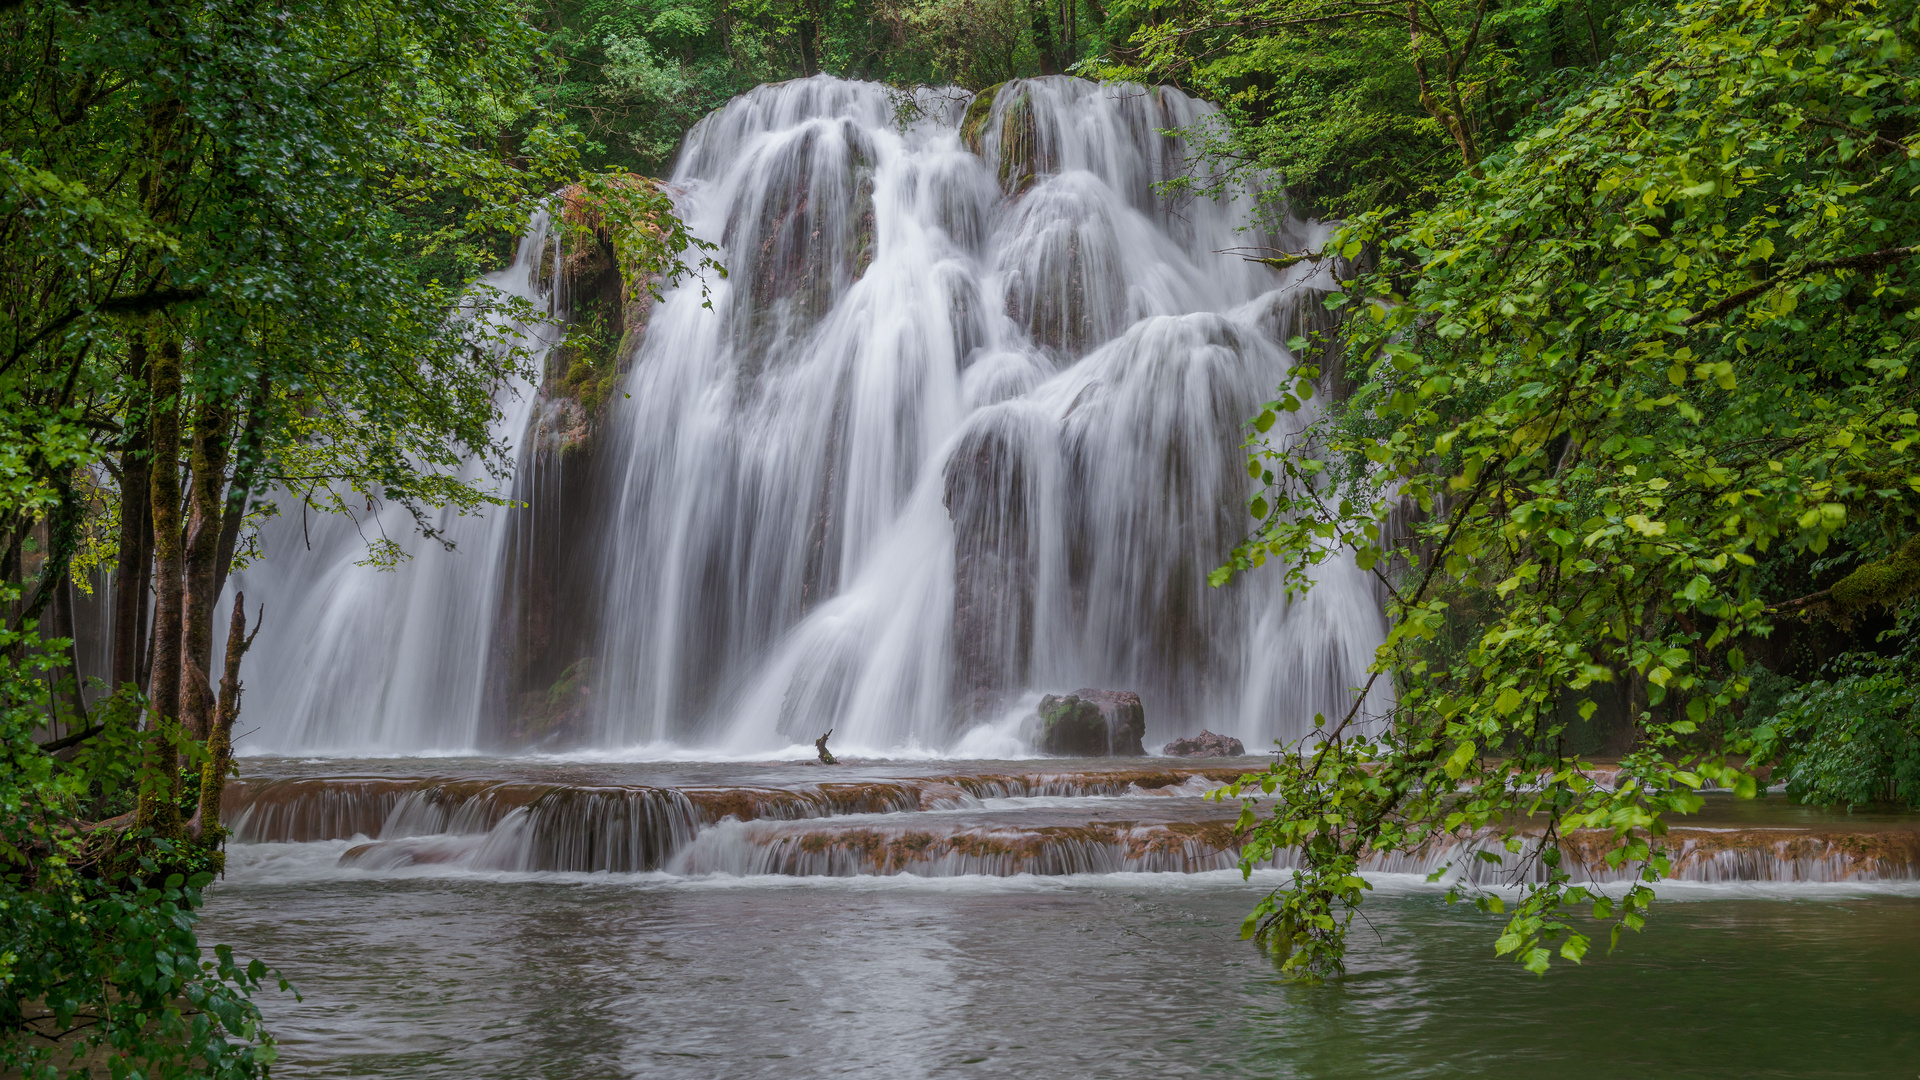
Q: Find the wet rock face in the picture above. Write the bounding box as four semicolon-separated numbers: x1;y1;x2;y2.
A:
1036;689;1146;756
1162;730;1246;758
1075;689;1146;755
721;120;878;368
1036;694;1105;755
945;418;1039;720
961;83;1045;198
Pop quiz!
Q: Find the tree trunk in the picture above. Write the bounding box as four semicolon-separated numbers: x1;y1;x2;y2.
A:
131;80;187;722
138;332;185;838
196;592;253;840
136;562;153;689
181;393;233;741
212;372;269;602
1028;0;1061;74
13;472;84;634
111;341;152;690
49;578;88;733
799;19;819;76
1409;4;1482;177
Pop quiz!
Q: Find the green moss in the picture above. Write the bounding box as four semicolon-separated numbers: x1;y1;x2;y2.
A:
995;92;1036;195
959;82;1005;154
1830;535;1920;613
1037;694;1110;755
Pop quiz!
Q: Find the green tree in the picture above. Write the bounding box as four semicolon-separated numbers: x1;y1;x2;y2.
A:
1211;0;1920;980
1107;0;1634;218
1;0;708;1071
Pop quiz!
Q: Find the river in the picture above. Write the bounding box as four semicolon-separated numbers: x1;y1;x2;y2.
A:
201;757;1920;1078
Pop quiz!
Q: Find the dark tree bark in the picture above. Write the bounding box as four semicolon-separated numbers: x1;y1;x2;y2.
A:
799;19;820;75
48;578;87;732
1027;0;1061;74
111;340;152;690
11;472;84;634
135;565;153;689
212;371;270;602
195;592;255;839
180;392;233;741
138;332;185;837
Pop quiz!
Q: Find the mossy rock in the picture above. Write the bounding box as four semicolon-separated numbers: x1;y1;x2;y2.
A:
960;83;1006;154
1037;694;1106;755
994;92;1037;196
1036;689;1146;756
511;657;595;744
959;82;1040;196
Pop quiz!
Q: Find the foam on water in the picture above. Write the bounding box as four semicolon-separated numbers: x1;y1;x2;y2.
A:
218;837;1920;904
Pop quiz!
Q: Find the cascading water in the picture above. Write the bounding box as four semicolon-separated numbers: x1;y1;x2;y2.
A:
233;77;1389;756
591;76;1385;755
226;213;559;754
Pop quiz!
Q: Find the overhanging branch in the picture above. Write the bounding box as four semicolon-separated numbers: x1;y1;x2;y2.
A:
1683;245;1917;327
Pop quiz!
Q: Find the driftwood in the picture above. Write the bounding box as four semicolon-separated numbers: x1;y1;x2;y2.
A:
814;729;838;765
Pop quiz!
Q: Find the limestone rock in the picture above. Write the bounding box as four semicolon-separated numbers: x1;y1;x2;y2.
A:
1162;730;1245;758
1074;688;1146;756
1036;688;1146;757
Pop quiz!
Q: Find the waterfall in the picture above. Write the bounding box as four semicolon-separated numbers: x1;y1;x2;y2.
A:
591;75;1385;755
234;77;1389;757
227;213;559;755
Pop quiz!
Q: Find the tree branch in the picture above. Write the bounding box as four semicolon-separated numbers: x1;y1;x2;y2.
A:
1683;245;1918;327
2;287;208;374
39;724;105;754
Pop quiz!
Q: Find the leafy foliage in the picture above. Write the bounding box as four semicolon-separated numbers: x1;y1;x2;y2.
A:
1741;624;1920;810
1210;0;1920;980
549;0;1136;175
0;0;712;1070
1108;0;1636;217
0;619;290;1079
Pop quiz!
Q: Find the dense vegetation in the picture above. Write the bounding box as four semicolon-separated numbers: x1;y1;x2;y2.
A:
541;0;1177;172
1164;0;1920;979
0;0;703;1073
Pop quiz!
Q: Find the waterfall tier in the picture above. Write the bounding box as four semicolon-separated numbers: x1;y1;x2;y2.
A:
229;76;1386;757
225;766;1920;884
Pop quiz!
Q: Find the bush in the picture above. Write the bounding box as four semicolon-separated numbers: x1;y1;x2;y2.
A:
0;631;286;1079
1743;635;1920;811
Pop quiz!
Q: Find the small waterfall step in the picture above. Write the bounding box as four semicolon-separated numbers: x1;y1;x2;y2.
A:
224;760;1920;883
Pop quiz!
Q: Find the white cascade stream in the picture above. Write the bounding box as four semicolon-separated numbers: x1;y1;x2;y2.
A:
227;213;558;754
233;77;1389;756
594;76;1385;755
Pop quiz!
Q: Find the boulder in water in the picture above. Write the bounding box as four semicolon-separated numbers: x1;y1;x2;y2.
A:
1036;689;1146;757
1162;730;1245;758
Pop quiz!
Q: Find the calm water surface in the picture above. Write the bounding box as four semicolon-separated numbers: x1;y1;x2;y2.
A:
201;857;1920;1079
